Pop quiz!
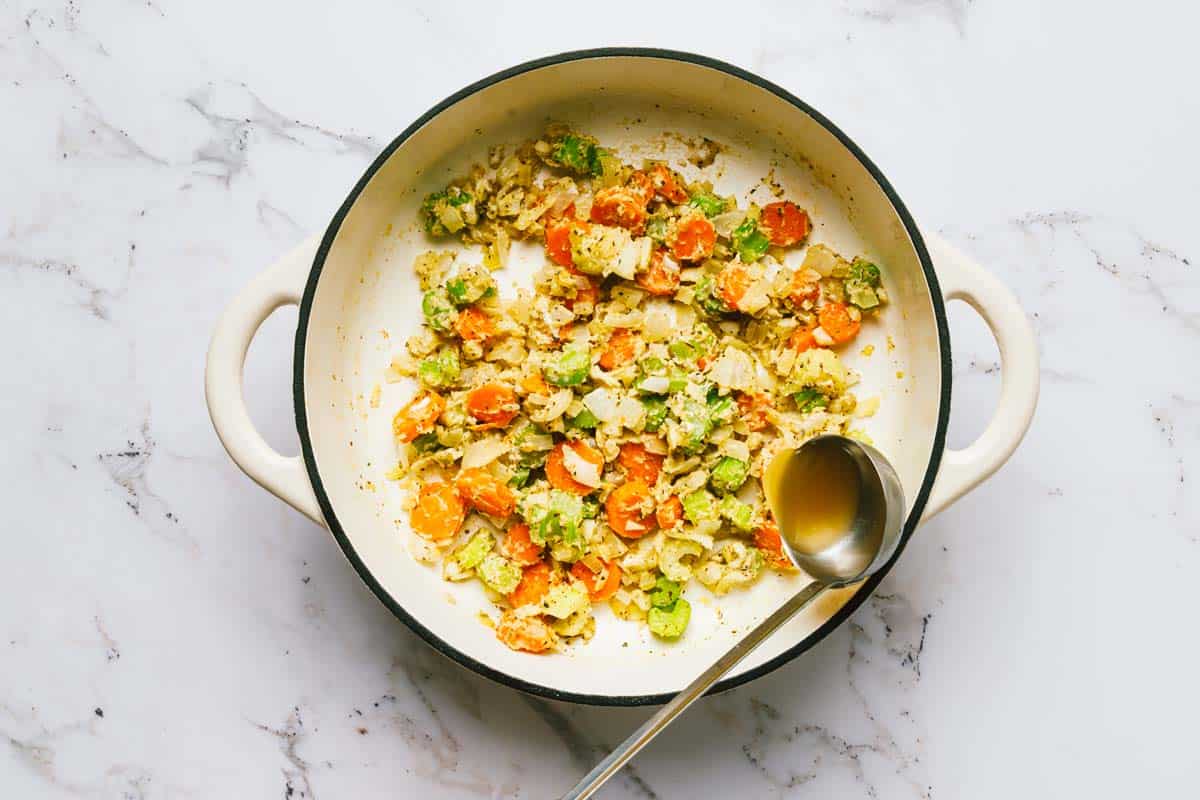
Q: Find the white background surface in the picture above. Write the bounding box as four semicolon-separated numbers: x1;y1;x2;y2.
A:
3;1;1197;798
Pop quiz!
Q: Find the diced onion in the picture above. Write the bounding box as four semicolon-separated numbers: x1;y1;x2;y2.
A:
641;300;675;341
641;435;669;455
613;236;651;280
545;304;575;329
614;395;646;430
659;539;703;582
738;280;770;314
514;195;555;231
603;310;643;329
462;436;510;469
562;444;602;487
802;244;841;277
610;285;646;309
531;389;573;423
673;303;696;330
675;468;709;494
711;210;745;238
574;194;593;220
520;430;554;451
721;438;751;463
668;525;715;550
549;185;579;215
753;360;778;391
583;388;618;422
709;347;756;392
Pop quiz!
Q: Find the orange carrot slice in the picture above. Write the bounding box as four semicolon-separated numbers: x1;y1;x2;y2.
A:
392;392;445;443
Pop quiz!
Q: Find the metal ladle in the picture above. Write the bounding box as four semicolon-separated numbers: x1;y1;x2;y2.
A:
563;435;906;800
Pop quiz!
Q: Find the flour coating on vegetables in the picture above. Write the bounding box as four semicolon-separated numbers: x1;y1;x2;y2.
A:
387;126;888;654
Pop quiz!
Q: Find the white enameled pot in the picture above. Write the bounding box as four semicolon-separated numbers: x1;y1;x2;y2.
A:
206;50;1038;705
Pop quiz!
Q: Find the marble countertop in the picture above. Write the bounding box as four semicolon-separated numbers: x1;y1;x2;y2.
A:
3;1;1196;797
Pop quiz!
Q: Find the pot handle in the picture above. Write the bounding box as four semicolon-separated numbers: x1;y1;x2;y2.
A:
205;236;325;526
920;233;1039;521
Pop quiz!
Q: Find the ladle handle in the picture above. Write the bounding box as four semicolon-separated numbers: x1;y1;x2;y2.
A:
562;580;830;800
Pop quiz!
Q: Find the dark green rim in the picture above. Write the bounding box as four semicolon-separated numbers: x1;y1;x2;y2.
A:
294;48;952;706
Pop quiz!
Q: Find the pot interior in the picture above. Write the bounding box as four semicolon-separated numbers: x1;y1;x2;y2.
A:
299;54;944;701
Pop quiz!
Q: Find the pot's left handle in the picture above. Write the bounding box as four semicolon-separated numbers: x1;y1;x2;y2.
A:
205;236;326;526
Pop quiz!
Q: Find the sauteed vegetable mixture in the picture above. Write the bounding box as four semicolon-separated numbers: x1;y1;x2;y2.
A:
388;127;887;653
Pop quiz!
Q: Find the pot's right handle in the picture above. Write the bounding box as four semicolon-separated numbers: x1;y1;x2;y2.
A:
920;233;1039;521
205;236;325;526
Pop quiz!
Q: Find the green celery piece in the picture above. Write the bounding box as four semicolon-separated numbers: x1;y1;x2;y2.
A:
513;422;552;467
454;531;495;570
568;409;599;430
411;432;440;453
544;346;590;387
526;490;586;548
418;347;460;388
523;504;553;545
671;326;718;367
514;423;553;452
688;193;727;218
444;264;493;307
793;389;829;413
421;288;455;332
507;467;531;489
591;149;619;179
690;324;718;358
554;134;590;173
636;357;687;395
645;215;669;243
519;450;547;469
519;493;551;541
668;341;698;363
420;188;472;236
710;457;750;494
846;282;880;309
718;495;754;532
693;274;729;316
549;490;586;548
542;582;589;619
677;397;713;454
682;489;716;525
420;190;448;233
476;553;521;595
848;259;881;286
640;355;666;374
580;497;600;520
642;397;668;432
554;134;605;177
707;393;735;425
731;218;770;263
417;347;460;389
445;278;469;304
648;598;692;639
650;576;681;608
